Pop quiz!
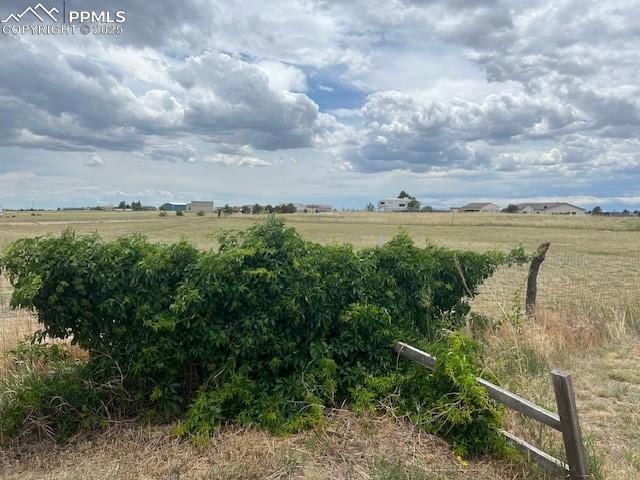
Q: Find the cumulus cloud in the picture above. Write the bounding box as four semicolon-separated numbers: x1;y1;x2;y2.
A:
0;38;330;157
84;153;105;167
203;154;272;167
463;2;640;84
255;60;307;93
202;144;272;167
134;140;273;166
174;52;324;149
335;90;581;172
136;141;199;163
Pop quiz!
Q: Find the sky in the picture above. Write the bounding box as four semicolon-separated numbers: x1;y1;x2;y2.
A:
0;0;639;211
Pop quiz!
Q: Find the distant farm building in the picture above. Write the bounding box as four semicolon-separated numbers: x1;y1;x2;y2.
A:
188;201;215;213
160;202;188;212
460;202;500;213
516;202;585;215
294;203;333;213
378;198;409;212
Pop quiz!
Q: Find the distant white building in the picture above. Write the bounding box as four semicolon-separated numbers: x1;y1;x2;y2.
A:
516;202;585;215
460;202;501;213
378;198;410;212
187;201;215;213
296;203;332;213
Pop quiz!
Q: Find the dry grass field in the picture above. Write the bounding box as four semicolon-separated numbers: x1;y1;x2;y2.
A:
0;410;526;480
1;210;639;479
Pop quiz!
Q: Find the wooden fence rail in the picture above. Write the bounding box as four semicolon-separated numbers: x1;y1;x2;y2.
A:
393;342;589;479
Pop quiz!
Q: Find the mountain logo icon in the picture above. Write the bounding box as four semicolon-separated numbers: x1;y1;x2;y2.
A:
1;3;59;23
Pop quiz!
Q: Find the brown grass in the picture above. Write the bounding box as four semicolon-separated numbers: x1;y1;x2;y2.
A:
475;299;640;479
1;275;39;374
1;211;639;479
0;410;524;480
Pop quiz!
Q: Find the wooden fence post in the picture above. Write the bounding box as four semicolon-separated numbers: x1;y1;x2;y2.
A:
526;242;550;316
551;370;589;479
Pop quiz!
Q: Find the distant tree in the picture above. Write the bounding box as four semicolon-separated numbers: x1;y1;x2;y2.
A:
241;205;251;214
223;204;233;215
366;202;375;212
252;203;262;215
275;203;297;214
407;197;421;211
421;205;433;212
264;204;274;214
118;201;129;210
591;206;603;215
398;190;410;199
274;203;288;214
131;201;142;211
503;204;520;213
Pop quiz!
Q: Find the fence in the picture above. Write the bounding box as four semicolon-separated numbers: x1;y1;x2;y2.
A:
471;250;640;338
393;342;589;479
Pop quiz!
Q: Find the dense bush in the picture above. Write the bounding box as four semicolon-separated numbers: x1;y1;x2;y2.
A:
0;217;525;454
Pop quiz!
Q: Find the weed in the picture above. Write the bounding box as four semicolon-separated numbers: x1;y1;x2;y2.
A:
0;343;102;443
584;434;605;480
371;458;455;480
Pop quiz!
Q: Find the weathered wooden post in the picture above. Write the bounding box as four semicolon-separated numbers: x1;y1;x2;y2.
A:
551;370;589;479
526;242;550;316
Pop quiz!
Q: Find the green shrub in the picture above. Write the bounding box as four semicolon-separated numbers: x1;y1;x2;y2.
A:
9;340;70;366
0;217;524;452
397;333;506;457
159;211;168;217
